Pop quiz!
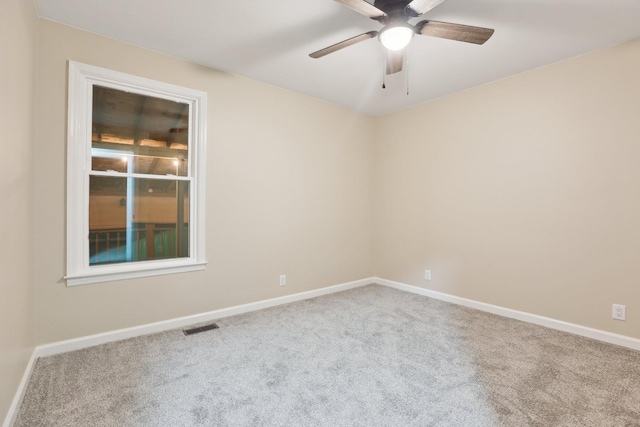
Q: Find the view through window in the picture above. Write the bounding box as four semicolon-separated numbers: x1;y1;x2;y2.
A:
89;86;191;265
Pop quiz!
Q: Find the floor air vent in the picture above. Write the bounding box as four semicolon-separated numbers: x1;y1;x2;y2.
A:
183;323;219;336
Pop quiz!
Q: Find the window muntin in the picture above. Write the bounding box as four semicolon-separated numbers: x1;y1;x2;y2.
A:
66;62;207;286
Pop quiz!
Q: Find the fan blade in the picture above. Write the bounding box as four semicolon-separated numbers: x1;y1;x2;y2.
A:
335;0;387;20
405;0;446;17
385;49;404;74
417;20;494;44
309;31;378;58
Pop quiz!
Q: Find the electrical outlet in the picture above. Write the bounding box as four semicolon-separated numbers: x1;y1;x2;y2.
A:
279;274;286;287
424;269;431;281
612;304;626;321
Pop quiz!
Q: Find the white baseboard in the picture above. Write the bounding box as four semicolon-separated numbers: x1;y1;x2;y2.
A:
375;277;640;351
2;349;37;427
36;277;376;358
29;275;640;357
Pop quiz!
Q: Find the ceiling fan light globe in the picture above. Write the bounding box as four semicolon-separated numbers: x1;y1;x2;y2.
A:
379;26;414;50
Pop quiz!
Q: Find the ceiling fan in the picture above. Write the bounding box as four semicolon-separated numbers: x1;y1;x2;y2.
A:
310;0;494;75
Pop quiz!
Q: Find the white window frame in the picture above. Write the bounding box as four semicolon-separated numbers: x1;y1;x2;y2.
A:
66;61;207;286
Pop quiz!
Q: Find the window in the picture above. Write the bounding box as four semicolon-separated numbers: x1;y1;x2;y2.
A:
66;61;207;286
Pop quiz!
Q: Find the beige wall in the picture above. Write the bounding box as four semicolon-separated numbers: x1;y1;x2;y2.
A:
0;0;38;421
374;38;640;339
35;20;375;344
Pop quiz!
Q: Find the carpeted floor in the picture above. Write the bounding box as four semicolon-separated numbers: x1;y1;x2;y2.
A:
15;285;640;426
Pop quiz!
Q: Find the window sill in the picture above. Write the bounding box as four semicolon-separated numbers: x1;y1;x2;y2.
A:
65;261;207;286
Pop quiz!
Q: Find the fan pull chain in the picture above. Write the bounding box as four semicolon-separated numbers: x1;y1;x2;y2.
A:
406;49;410;95
382;49;386;89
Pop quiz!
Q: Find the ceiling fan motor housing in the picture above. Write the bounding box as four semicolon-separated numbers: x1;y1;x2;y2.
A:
374;0;414;19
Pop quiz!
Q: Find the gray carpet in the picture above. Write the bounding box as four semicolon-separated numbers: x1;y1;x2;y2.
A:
15;285;640;426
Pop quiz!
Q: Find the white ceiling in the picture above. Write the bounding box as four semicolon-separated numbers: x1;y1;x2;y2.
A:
34;0;640;116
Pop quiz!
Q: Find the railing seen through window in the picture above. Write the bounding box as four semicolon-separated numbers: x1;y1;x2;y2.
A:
89;223;189;264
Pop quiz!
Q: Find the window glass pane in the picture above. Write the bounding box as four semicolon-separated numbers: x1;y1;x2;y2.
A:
91;154;128;173
89;176;190;265
92;85;189;176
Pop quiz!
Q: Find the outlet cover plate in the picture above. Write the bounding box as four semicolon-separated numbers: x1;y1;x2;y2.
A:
612;304;626;321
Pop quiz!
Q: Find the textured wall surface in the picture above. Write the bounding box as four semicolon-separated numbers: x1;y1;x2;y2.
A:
0;0;38;422
374;38;640;339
